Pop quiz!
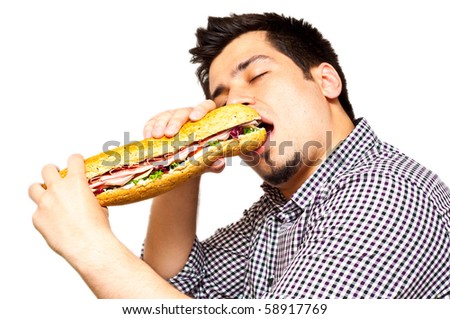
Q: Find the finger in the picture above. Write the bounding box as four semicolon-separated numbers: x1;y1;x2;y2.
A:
28;182;45;204
165;107;194;137
66;154;86;178
143;114;165;139
148;110;175;138
189;100;217;121
41;163;61;186
143;119;156;139
206;157;226;174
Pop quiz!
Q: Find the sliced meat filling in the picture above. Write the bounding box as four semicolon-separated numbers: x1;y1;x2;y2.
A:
90;121;260;194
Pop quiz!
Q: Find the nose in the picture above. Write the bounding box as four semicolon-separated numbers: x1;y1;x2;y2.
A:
227;90;256;106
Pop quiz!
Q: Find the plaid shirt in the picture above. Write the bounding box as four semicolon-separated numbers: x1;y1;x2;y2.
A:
168;118;450;298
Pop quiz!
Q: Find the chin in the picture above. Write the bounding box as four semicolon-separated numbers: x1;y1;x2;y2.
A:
248;150;301;186
261;164;300;186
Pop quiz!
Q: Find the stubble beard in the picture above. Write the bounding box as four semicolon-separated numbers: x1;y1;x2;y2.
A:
260;149;302;186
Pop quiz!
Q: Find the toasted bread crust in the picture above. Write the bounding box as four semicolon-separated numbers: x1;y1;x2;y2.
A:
59;104;266;205
96;127;266;205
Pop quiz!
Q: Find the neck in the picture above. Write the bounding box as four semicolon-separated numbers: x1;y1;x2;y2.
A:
278;110;355;199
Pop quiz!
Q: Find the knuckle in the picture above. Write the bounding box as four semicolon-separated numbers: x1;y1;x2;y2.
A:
145;118;156;126
41;164;52;175
174;107;192;117
203;99;217;109
197;100;217;113
38;192;51;208
31;212;39;229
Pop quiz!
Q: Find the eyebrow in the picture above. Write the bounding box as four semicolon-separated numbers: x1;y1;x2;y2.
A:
211;54;272;100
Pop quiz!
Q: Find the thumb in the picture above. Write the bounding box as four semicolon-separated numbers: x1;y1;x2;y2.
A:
206;157;226;174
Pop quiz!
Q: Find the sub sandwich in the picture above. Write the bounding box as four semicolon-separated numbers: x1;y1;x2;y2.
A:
58;104;267;206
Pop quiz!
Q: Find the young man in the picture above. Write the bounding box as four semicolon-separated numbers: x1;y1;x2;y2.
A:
29;13;450;298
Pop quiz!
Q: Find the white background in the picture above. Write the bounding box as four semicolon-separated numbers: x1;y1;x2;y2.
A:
1;0;449;313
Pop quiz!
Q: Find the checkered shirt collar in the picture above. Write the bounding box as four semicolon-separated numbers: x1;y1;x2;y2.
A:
261;118;378;223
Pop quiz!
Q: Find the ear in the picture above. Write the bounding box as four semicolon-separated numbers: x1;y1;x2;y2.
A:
312;63;342;99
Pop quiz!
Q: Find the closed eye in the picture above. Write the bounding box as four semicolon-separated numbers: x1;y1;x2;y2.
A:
250;71;268;83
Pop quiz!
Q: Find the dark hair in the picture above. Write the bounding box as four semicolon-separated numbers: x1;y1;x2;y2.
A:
189;13;355;120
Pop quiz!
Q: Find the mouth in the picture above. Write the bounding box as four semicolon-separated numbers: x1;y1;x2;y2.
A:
255;118;274;155
259;121;274;134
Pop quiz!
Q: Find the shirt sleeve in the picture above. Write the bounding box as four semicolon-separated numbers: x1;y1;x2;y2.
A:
265;171;450;298
168;237;205;296
169;200;264;298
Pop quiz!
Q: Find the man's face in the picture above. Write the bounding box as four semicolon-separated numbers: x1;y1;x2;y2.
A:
209;31;333;189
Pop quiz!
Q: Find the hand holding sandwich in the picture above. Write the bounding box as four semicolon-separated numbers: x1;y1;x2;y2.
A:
143;100;226;173
28;100;216;298
144;100;217;138
29;154;110;260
